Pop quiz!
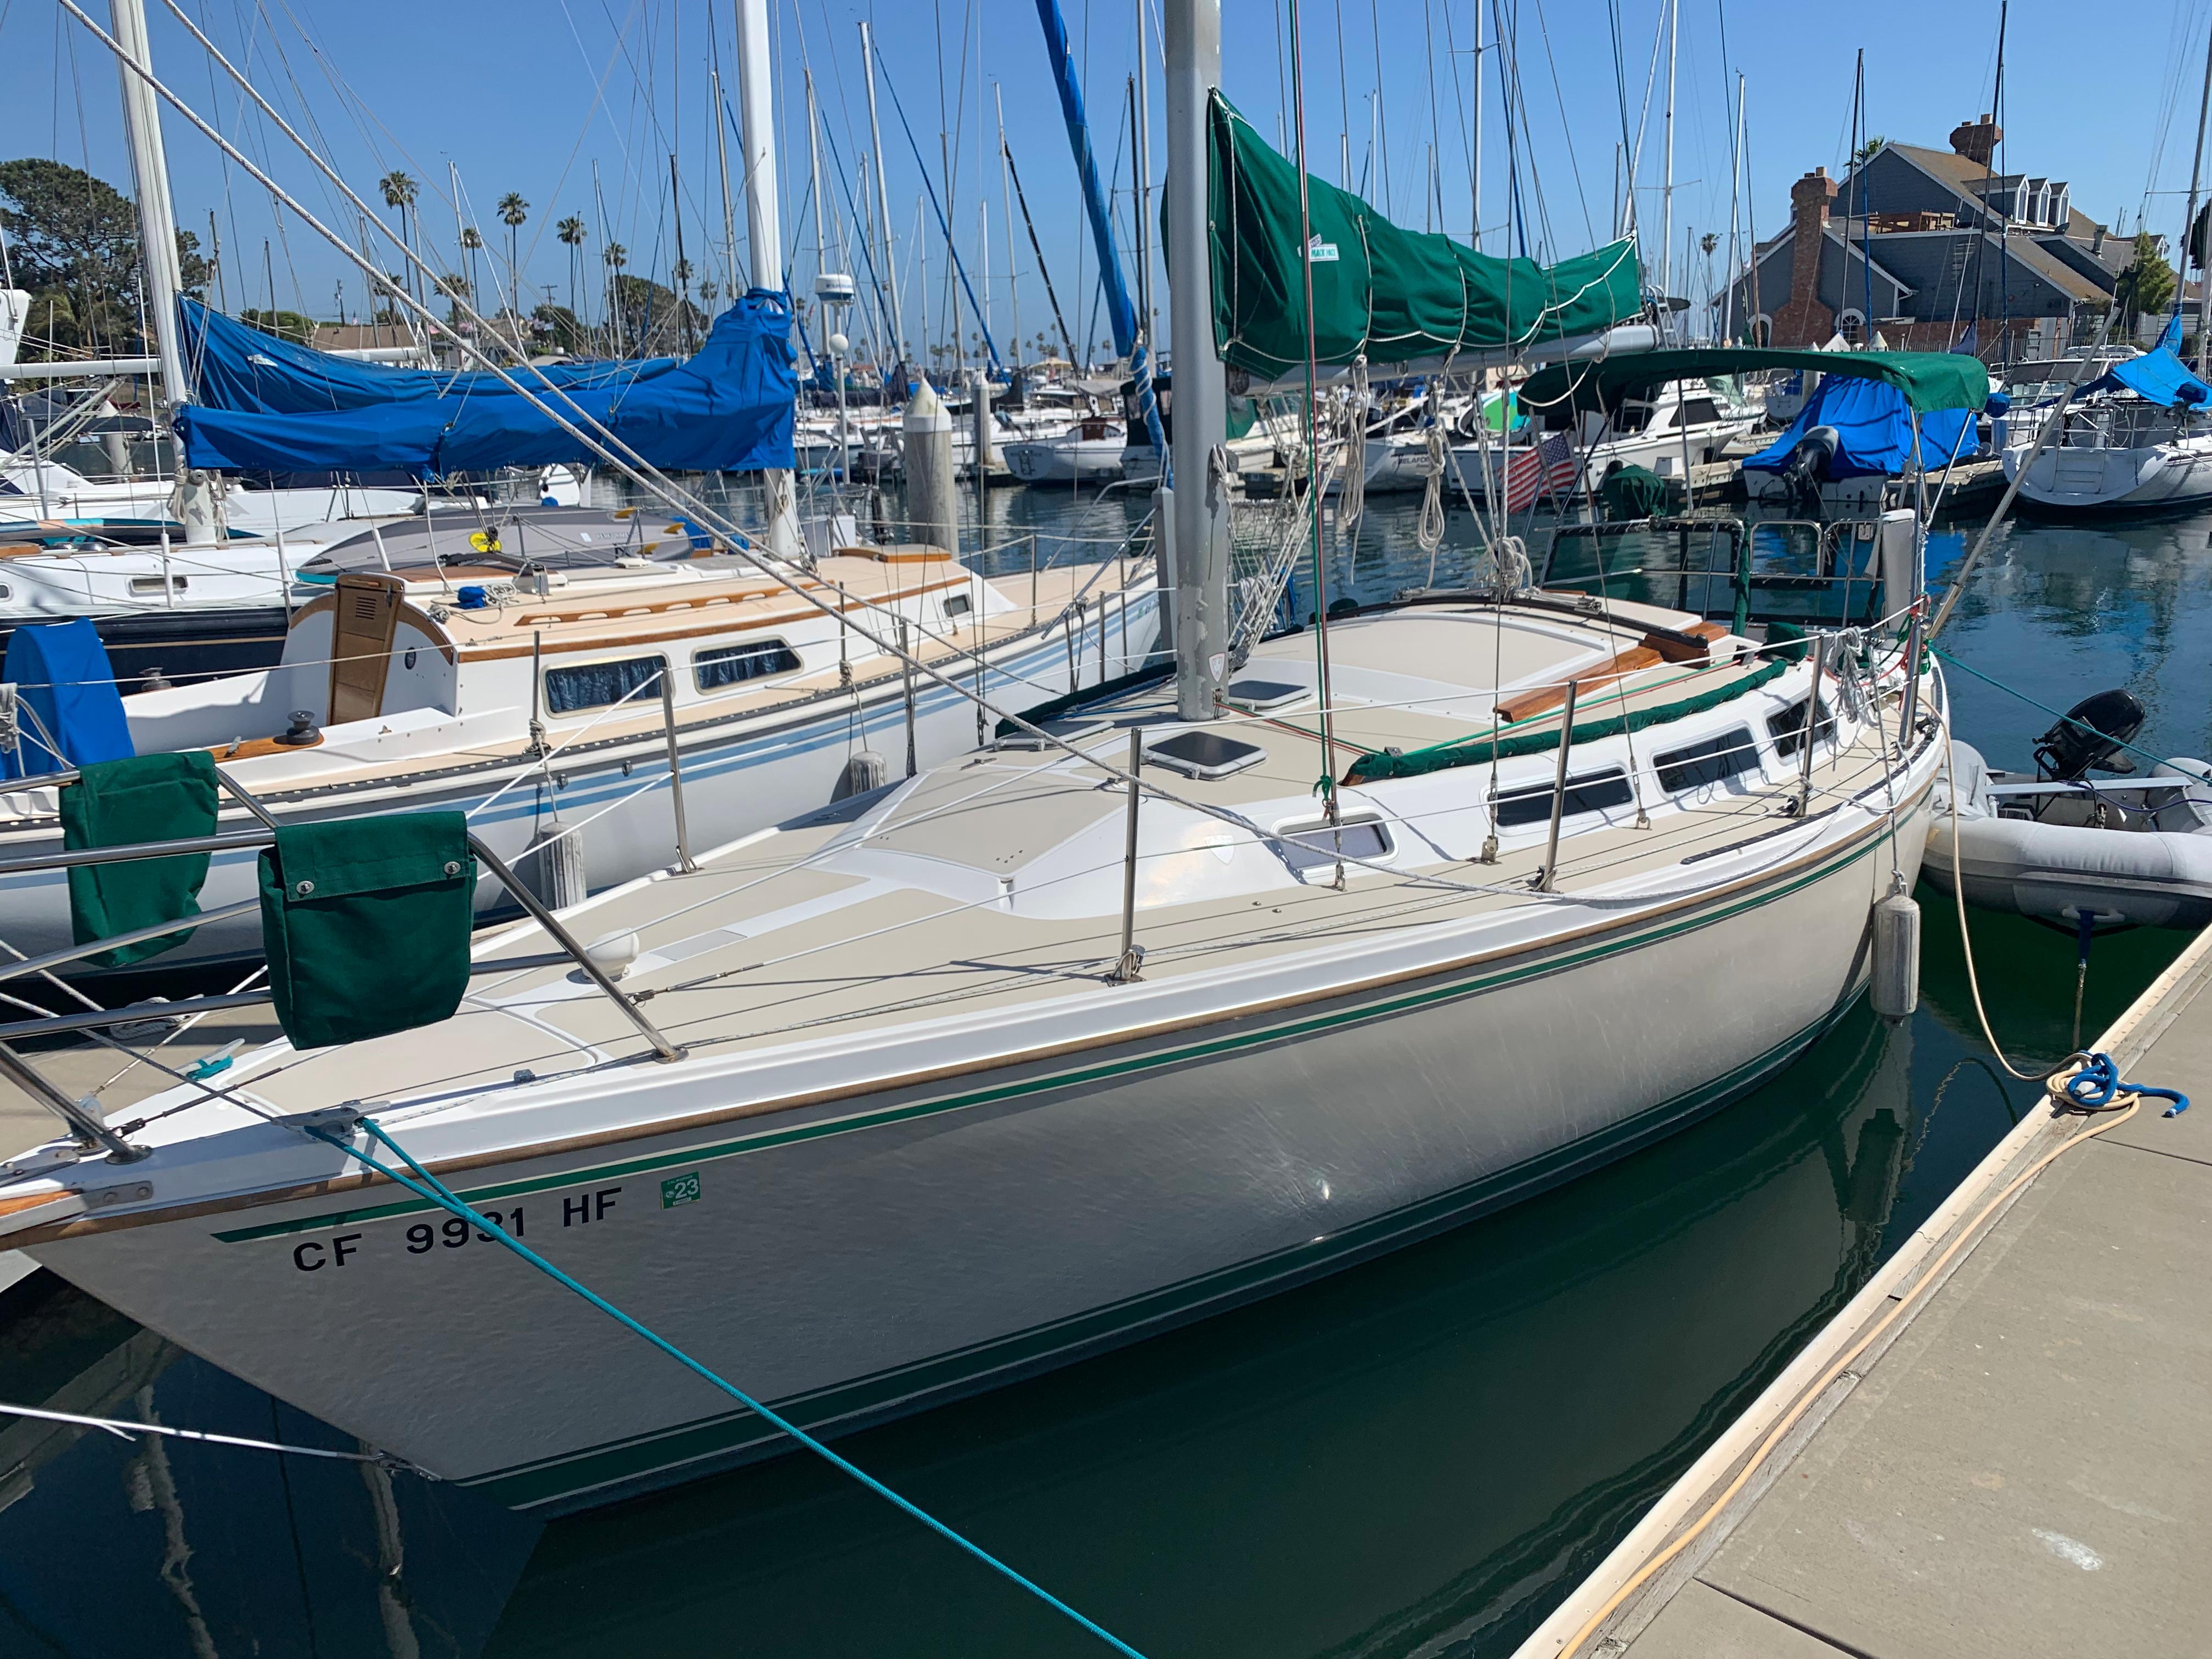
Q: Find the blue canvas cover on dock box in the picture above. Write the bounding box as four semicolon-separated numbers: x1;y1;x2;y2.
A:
1743;374;1975;481
2;619;134;778
176;293;796;477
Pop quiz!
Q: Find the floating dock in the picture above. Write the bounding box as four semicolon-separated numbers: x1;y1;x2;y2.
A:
1517;919;2212;1658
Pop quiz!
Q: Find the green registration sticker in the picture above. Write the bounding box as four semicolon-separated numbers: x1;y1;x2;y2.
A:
661;1172;702;1209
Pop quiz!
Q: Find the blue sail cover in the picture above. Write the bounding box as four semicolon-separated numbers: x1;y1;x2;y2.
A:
2077;346;2212;409
176;294;795;476
1743;373;1974;481
179;297;677;414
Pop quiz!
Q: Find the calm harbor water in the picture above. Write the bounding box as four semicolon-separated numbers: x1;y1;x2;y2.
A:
1;486;2207;1658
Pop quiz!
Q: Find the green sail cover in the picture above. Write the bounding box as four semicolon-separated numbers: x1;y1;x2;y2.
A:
1204;92;1644;379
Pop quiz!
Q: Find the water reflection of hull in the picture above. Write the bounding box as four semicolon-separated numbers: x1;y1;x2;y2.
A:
479;1008;1928;1656
0;1276;536;1654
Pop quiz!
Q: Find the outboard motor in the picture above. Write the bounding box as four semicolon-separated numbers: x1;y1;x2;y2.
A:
2034;688;2146;780
1776;424;1841;514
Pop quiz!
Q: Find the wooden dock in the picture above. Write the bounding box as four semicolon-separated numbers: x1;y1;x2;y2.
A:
1515;921;2212;1659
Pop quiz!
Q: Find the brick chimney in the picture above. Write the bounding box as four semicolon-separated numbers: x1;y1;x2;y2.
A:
1770;167;1837;346
1950;114;2001;167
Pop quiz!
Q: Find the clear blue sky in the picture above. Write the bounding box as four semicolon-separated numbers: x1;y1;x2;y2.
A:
11;0;2210;363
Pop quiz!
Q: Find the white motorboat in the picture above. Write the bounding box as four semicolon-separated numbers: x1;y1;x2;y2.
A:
0;532;1160;971
1005;417;1128;483
1926;690;2212;932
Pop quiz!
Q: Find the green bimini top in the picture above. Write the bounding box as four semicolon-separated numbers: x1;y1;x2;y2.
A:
1201;92;1645;380
1519;347;1992;417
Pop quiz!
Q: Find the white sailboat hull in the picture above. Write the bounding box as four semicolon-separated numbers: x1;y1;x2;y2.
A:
2003;432;2212;512
1003;435;1126;483
20;768;1933;1512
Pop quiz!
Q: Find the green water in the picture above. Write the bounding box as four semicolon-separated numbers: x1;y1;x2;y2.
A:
0;496;2204;1658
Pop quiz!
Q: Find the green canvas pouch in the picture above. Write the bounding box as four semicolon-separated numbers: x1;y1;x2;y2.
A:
258;811;476;1051
59;750;218;970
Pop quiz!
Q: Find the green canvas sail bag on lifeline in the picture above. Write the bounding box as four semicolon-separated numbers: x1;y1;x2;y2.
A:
59;750;219;969
258;812;475;1050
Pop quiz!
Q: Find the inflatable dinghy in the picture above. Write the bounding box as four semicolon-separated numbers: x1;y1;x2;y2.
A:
1928;690;2212;932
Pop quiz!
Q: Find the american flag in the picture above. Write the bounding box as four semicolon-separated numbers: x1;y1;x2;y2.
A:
1502;431;1579;514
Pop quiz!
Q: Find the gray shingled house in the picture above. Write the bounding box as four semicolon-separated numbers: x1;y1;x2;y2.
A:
1716;115;2129;359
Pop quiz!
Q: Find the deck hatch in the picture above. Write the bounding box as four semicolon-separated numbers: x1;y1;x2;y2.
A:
1143;729;1268;780
1222;678;1306;712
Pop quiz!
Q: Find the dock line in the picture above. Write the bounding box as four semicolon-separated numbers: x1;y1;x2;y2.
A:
305;1116;1154;1659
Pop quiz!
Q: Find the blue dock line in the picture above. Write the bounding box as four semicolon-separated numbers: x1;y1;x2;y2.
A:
2059;1052;2189;1118
307;1118;1152;1658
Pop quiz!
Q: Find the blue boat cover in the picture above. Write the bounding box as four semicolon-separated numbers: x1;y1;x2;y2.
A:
179;297;678;414
2076;346;2212;409
1743;373;1976;480
2;619;134;778
176;293;797;477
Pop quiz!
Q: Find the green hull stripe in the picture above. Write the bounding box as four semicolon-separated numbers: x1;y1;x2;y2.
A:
214;827;1891;1245
465;1006;1837;1510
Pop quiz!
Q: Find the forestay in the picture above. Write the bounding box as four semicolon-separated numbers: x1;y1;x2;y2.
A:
1200;92;1643;379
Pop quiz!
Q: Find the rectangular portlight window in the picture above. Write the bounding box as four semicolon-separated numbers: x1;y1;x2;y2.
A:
545;653;667;714
1493;768;1635;828
1274;814;1393;873
1654;726;1762;793
941;591;973;617
1768;696;1837;759
695;639;802;691
1143;729;1267;780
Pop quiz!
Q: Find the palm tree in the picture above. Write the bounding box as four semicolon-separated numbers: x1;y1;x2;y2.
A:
556;215;587;340
497;191;529;354
459;225;484;317
379;171;419;300
602;241;628;354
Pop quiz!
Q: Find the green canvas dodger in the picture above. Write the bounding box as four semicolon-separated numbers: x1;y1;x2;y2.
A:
257;812;476;1051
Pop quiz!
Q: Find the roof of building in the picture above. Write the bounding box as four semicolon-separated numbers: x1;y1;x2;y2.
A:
1871;142;2106;244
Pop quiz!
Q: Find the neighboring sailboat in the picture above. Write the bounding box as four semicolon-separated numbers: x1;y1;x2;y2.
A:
2002;340;2212;515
